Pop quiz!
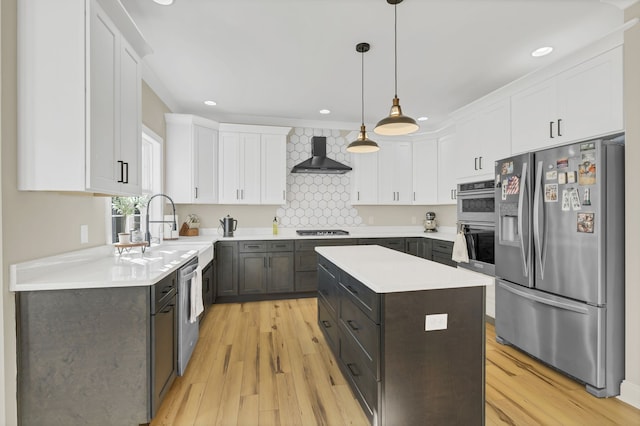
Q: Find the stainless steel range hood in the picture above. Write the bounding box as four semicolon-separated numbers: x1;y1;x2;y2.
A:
291;136;352;174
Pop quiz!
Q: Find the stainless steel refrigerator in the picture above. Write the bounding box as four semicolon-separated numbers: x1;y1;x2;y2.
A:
494;134;624;397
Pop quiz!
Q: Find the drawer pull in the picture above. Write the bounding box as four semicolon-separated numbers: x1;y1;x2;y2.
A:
161;286;173;294
346;320;359;331
346;285;358;295
346;363;361;377
274;244;286;248
322;320;332;328
247;245;260;249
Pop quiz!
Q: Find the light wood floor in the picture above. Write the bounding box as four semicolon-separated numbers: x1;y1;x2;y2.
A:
151;298;640;425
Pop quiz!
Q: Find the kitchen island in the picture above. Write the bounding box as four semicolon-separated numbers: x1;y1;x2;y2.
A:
316;245;491;426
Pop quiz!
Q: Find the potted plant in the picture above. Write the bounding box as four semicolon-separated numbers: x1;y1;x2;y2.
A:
112;196;148;243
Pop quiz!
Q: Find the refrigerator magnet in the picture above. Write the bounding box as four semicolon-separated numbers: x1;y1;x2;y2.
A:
501;161;514;175
561;189;571;211
557;158;569;169
544;184;558;202
546;170;557;181
578;161;596;185
505;175;520;195
582;188;592;206
570;188;581;211
577;212;595;233
581;141;596;152
502;179;508;200
558;172;567;185
567;171;576;184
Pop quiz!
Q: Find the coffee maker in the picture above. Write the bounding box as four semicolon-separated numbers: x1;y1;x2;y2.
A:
424;212;437;232
219;215;238;237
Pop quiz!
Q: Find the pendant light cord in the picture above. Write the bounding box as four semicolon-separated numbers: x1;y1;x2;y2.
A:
394;2;398;98
361;47;365;126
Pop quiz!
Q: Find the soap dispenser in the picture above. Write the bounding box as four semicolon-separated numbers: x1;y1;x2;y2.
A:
272;217;279;235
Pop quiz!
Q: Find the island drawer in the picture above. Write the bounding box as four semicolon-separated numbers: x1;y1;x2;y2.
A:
339;272;380;323
238;241;268;252
339;296;380;379
267;240;294;252
318;297;339;351
339;329;378;421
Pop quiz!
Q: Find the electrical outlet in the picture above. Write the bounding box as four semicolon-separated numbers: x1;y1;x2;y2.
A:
80;225;89;244
425;313;448;331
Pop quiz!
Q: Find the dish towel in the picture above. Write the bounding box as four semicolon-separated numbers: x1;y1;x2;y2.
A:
452;231;470;263
189;266;204;323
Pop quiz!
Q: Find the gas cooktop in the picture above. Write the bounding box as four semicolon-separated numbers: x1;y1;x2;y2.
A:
296;229;350;236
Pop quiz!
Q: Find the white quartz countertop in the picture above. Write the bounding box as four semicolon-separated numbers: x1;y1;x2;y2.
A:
10;244;205;292
315;245;492;293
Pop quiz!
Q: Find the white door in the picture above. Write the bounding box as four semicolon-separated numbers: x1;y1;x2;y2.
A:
194;125;217;203
412;139;438;204
437;134;457;204
511;78;557;154
394;141;413;203
455;115;482;181
351;151;378;204
261;134;287;205
118;39;142;195
218;132;241;203
480;99;511;177
239;133;261;204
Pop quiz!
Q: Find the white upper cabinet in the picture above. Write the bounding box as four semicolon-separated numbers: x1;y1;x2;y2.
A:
18;0;149;195
412;138;438;205
511;46;623;154
455;99;511;182
377;140;413;204
437;133;458;204
165;114;219;204
218;124;291;205
351;151;379;204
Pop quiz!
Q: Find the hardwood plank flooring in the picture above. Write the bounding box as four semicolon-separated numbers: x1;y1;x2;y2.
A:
151;298;640;425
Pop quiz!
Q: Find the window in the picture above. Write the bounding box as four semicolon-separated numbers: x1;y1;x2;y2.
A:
109;126;163;243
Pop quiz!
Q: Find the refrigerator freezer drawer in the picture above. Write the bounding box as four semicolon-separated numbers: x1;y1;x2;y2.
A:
495;280;604;388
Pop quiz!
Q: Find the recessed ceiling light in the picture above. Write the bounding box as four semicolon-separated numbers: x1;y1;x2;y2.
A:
153;0;174;5
531;46;553;57
319;109;331;115
417;116;429;122
204;100;217;106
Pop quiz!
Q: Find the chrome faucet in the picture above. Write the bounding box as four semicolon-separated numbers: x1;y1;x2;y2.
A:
145;193;177;245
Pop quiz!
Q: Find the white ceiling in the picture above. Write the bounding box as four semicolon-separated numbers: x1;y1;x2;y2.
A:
121;0;628;132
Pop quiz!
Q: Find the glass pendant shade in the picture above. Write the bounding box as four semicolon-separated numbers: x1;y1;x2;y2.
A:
374;96;419;135
347;125;380;153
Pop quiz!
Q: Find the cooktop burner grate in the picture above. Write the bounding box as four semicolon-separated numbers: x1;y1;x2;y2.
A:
296;229;350;236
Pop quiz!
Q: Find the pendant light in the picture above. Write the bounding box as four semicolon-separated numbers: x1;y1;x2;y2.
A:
374;0;419;136
347;42;380;153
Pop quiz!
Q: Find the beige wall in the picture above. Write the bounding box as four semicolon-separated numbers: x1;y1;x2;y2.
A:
621;2;640;407
142;80;171;140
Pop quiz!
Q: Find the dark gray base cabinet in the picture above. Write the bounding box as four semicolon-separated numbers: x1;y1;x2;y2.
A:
216;241;239;296
431;240;456;267
317;255;485;425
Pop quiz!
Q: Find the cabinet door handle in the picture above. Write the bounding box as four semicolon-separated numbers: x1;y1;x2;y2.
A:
453;189;457;199
357;191;360;201
117;160;124;183
322;320;332;328
450;189;454;200
160;303;175;314
241;189;244;200
346;285;358;295
161;286;173;294
195;187;199;199
236;189;239;200
413;191;416;201
264;258;267;268
557;119;562;137
479;156;483;170
474;157;479;170
346;363;361;377
124;162;129;184
283;190;286;201
268;257;271;268
346;319;359;331
549;121;555;139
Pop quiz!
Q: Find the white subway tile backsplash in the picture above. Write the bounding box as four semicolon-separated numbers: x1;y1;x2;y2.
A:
277;127;363;228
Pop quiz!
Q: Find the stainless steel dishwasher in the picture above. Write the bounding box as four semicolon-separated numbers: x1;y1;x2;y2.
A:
177;255;199;375
151;272;177;417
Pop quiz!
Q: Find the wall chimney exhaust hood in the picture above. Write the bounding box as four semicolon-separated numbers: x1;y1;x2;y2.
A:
290;136;352;174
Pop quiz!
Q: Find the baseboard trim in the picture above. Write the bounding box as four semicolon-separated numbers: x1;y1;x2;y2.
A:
485;315;495;325
619;380;640;409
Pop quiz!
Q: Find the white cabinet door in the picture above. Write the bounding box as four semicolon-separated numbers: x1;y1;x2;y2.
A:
437;134;457;204
511;78;557;155
193;125;217;203
378;140;413;204
351;152;379;204
218;132;242;204
261;134;287;205
455;115;482;181
412;139;438;205
557;46;623;143
239;133;261;204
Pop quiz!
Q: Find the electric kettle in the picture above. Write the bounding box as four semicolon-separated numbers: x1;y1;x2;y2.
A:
220;215;238;237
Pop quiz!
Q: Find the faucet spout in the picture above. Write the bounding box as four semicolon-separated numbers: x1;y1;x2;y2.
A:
145;193;177;245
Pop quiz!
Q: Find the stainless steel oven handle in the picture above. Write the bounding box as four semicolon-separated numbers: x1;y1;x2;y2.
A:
518;162;529;277
533;160;545;279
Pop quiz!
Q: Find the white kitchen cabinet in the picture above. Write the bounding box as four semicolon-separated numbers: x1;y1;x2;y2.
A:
165;114;219;204
377;140;413;204
218;124;291;205
18;0;148;195
455;99;510;182
437;133;457;204
511;46;623;154
412;138;438;204
351;151;379;204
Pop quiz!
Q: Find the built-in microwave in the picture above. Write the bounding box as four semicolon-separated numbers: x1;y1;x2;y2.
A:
457;179;496;223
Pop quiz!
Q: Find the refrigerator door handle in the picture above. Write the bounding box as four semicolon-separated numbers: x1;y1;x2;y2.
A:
518;162;529;277
499;282;589;315
533;160;546;279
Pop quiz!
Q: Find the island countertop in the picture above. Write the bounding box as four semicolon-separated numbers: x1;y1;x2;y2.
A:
315;245;492;293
